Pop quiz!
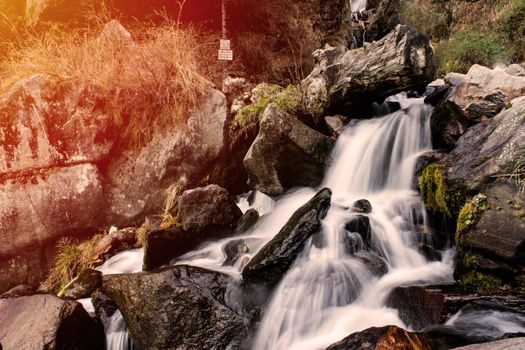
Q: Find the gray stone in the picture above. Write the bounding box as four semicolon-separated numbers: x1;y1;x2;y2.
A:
244;104;334;196
105;88;228;225
448;65;525;123
442;97;525;191
302;25;434;117
0;294;104;349
103;265;248;350
242;188;332;288
453;338;525;350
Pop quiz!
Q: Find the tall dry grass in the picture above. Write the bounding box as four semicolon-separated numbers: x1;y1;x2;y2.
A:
0;17;213;147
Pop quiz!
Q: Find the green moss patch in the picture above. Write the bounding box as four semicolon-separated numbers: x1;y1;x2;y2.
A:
455;193;488;246
234;84;302;126
420;164;451;216
460;269;503;293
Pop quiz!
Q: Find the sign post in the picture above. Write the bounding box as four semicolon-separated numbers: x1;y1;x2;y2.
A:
219;1;233;61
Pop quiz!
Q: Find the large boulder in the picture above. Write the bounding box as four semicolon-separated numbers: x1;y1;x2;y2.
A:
454;181;525;289
302;25;435;117
177;184;242;233
244;104;334;196
0;164;105;292
441;97;525;192
242;188;332;288
448;65;525;123
0;294;104;349
104;88;228;226
102;265;248;350
0;74;114;174
326;325;433;350
143;184;242;270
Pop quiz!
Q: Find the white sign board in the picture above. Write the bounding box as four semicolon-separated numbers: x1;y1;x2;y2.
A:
218;49;233;61
220;39;231;50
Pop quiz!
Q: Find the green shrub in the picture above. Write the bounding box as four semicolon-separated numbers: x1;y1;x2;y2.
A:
400;0;452;40
500;0;525;61
435;30;509;75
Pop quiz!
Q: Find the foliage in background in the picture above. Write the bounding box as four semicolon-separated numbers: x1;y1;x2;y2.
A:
500;0;525;61
400;0;452;40
434;30;509;75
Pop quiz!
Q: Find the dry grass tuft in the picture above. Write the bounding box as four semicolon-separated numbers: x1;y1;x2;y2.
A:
41;234;104;293
0;18;212;147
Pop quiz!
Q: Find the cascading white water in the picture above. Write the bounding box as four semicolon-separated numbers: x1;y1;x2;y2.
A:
252;96;455;350
350;0;367;13
77;249;143;350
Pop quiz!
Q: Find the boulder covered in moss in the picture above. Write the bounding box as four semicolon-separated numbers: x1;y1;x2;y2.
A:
454;181;525;292
244;104;334;196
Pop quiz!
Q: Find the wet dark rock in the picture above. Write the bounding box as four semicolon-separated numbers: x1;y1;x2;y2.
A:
0;294;104;349
59;269;102;300
387;286;445;331
242;188;332;288
0;285;35;299
430;100;469;151
303;25;435;117
419;244;442;262
326;325;432;350
91;227;138;262
235;209;260;234
222;239;250;267
424;85;451;106
92;287;118;319
103;265;248;350
143;227;192;271
355;252;388;277
455;181;525;287
351;199;372;214
244;104;335;196
345;215;372;248
177;184;243;234
144;185;243;270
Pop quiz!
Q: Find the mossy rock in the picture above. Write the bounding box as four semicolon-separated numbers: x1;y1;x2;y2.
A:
420;164;451;216
234;84;302;126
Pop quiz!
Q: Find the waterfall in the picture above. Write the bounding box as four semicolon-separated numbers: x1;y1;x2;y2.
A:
252;96;454;350
350;0;367;13
105;310;133;350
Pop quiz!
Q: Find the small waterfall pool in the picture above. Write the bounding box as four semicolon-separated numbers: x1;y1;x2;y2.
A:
81;94;525;349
